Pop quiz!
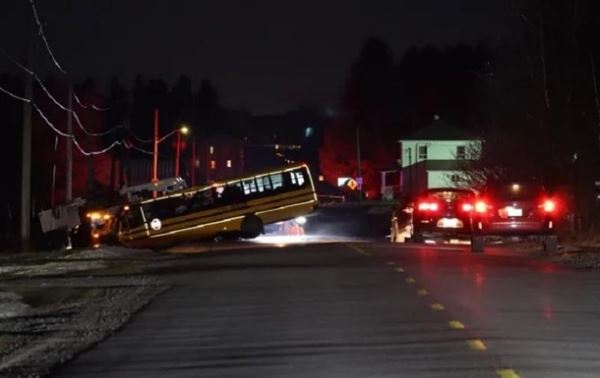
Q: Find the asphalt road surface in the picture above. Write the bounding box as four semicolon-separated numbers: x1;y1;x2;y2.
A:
52;242;600;378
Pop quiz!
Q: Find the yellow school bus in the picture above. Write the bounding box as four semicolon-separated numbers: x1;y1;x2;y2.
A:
114;163;318;249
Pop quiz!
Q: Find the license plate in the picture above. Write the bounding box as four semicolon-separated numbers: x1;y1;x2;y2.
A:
506;207;523;217
437;218;463;228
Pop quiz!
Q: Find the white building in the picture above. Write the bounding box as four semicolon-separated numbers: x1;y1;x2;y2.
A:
398;118;481;195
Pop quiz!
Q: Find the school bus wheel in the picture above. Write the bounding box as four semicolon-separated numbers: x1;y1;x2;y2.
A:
241;214;263;239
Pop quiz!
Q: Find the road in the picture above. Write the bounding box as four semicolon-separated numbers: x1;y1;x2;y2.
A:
52;241;600;378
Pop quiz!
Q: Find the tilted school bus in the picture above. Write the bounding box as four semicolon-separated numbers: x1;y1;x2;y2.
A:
113;163;318;248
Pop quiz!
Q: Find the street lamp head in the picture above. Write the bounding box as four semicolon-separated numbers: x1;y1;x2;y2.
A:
179;125;190;135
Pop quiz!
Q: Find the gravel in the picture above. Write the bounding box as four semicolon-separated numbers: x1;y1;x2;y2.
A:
0;247;170;378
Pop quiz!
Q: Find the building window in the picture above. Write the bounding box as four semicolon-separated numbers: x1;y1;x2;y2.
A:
209;146;214;155
226;159;232;168
418;145;428;160
456;146;466;159
210;160;216;170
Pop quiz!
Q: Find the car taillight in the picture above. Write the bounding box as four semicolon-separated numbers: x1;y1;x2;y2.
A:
462;203;474;212
542;199;556;213
474;200;488;213
417;201;439;211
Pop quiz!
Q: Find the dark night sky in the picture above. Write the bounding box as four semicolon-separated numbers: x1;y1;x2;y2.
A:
0;0;511;114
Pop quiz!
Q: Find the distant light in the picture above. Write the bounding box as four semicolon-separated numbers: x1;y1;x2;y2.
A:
295;216;307;225
209;146;214;155
305;127;314;138
318;175;324;182
180;126;189;135
226;159;232;168
210;160;216;170
512;183;520;192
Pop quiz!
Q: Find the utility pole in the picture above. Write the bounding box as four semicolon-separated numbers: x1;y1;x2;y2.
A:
20;23;34;251
64;85;73;250
152;108;159;197
175;131;181;177
356;125;362;202
66;85;73;202
191;140;196;186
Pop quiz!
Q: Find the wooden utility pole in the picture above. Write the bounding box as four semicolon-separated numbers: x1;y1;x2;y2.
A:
152;108;159;197
20;26;34;251
66;85;73;202
191;140;196;186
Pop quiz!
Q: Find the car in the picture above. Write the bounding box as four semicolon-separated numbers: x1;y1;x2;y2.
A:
395;188;477;243
469;182;559;253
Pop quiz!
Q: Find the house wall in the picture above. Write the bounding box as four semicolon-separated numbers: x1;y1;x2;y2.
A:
399;140;481;168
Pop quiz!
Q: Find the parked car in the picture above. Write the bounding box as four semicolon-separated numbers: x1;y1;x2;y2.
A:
470;182;559;253
391;188;477;243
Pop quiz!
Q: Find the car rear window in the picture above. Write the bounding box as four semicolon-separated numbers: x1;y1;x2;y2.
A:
426;190;474;201
487;184;543;201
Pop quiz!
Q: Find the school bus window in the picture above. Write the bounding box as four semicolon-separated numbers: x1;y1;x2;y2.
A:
242;178;258;195
125;206;144;228
270;173;284;189
256;176;272;193
290;172;297;185
295;170;306;186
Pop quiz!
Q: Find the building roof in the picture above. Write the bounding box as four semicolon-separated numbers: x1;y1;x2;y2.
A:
400;119;476;141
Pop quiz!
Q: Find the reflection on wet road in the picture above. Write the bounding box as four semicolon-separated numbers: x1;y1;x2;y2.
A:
54;242;600;378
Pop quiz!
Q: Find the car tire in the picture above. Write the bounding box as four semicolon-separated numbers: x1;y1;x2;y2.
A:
411;233;424;243
471;235;485;253
542;235;558;253
241;214;263;239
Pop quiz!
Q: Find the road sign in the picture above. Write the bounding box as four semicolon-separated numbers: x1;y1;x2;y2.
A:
346;178;358;191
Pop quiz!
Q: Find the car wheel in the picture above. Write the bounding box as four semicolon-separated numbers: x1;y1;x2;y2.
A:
542;235;558;252
471;235;485;253
411;233;424;243
241;214;263;239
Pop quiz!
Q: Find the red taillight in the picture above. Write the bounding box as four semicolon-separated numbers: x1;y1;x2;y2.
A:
462;203;474;212
474;200;488;213
542;199;556;213
417;201;439;211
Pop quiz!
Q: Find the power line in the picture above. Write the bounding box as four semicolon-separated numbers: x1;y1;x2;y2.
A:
124;140;153;155
0;82;129;156
28;0;67;74
33;103;122;156
73;92;111;111
28;1;113;113
0;46;122;137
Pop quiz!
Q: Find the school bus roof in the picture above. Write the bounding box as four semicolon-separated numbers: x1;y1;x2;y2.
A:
137;163;310;205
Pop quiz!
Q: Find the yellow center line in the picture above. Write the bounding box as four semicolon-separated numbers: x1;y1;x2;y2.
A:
430;303;445;311
405;277;416;284
394;267;405;273
466;339;487;351
347;244;371;256
417;288;428;296
496;369;520;378
448;320;465;329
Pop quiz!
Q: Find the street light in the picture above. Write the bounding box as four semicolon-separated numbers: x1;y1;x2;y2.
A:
152;109;190;197
175;125;190;177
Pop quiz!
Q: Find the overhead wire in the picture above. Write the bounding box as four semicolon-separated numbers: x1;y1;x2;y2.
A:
0;46;122;137
73;92;111;111
4;2;154;156
28;0;67;74
29;0;114;114
0;82;151;157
